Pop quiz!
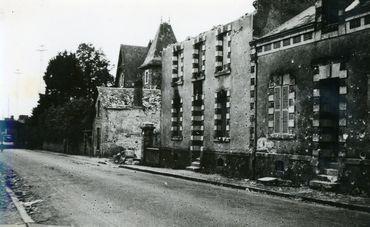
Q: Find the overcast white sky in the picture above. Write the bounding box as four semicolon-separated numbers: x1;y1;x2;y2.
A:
0;0;254;119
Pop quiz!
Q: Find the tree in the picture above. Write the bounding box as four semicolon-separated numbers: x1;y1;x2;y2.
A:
27;43;113;153
44;51;83;105
76;43;114;101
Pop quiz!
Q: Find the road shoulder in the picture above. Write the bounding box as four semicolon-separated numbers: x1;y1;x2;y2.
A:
119;164;370;213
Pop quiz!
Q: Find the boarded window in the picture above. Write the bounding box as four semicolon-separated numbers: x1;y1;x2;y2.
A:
282;85;289;134
272;78;295;134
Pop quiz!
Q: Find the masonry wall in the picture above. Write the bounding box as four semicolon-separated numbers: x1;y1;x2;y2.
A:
255;29;370;188
143;67;162;89
93;88;161;158
161;15;254;173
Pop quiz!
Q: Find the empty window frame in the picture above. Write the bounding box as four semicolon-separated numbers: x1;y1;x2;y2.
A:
303;32;313;41
273;41;281;49
144;71;149;85
214;89;230;139
349;18;361;29
293;35;301;44
96;128;101;150
365;15;370;25
171;90;183;139
264;43;272;51
215;32;231;72
283;38;291;47
97;100;101;117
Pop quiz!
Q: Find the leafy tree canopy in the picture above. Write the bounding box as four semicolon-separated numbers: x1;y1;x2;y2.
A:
27;43;113;150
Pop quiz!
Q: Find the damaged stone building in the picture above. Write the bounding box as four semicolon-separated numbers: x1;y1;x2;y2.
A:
159;0;370;195
160;15;254;171
92;22;176;157
251;0;370;193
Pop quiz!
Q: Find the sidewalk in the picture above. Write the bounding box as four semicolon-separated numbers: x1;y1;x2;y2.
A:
119;164;370;213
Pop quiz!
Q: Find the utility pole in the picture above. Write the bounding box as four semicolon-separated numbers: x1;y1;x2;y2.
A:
36;44;47;94
14;69;23;117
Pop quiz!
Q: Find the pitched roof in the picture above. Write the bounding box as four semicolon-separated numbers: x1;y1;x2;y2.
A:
115;45;148;87
262;5;316;38
140;22;177;69
345;0;370;16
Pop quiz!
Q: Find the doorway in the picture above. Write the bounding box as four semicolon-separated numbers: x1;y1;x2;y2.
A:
318;78;340;162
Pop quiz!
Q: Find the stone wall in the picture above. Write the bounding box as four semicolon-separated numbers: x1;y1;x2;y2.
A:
93;88;161;158
255;27;370;187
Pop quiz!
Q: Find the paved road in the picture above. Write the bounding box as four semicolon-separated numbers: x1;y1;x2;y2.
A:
1;149;370;226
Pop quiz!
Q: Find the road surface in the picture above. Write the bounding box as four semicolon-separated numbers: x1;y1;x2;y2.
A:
0;149;370;226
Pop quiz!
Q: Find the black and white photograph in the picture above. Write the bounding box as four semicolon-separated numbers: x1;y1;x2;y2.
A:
1;0;370;226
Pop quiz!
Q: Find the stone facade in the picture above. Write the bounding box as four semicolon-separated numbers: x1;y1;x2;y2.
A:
93;22;176;158
93;87;161;157
160;15;254;173
251;0;370;193
159;0;370;195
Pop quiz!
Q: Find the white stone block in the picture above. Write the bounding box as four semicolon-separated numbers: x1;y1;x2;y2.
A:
339;86;347;94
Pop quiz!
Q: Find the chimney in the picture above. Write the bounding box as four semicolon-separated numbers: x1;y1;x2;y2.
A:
316;0;347;24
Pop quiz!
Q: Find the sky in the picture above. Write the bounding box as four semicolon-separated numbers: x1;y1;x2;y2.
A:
0;0;254;119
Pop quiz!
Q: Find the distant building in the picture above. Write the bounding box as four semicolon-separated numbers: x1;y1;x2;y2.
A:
0;115;27;148
250;0;370;192
93;22;176;157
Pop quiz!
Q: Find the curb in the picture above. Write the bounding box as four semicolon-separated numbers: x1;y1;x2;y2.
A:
5;187;35;225
120;165;370;213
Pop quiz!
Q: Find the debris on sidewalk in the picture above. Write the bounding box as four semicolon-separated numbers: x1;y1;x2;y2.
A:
23;199;43;207
112;149;139;165
257;177;278;186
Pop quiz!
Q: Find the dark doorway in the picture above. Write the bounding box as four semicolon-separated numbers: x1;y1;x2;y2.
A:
191;81;204;161
318;78;340;162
